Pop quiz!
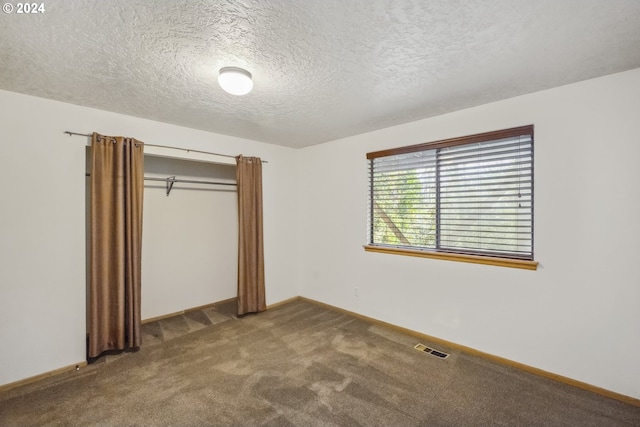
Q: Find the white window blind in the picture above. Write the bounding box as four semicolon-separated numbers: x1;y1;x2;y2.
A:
367;125;534;260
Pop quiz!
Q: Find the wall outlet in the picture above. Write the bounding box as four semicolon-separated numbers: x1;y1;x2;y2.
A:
354;287;359;297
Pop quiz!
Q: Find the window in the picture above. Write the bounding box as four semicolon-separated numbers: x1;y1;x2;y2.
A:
366;125;536;269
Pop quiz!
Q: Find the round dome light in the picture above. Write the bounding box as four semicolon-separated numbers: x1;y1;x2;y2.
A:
218;67;253;96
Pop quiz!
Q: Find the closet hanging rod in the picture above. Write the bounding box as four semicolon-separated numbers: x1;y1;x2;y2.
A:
84;173;236;196
145;177;236;186
84;173;236;186
65;131;268;163
146;176;236;196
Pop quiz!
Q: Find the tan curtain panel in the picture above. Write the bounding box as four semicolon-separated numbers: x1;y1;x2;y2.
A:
89;133;144;359
236;155;266;316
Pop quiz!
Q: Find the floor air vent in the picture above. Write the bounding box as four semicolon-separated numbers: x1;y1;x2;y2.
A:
414;343;449;359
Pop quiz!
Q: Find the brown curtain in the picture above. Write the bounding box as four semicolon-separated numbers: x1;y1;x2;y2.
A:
88;133;144;359
236;155;266;316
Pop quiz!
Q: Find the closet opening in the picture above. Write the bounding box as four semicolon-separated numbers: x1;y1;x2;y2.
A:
85;148;238;356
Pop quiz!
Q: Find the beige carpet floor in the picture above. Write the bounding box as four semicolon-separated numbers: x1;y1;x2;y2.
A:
1;299;639;426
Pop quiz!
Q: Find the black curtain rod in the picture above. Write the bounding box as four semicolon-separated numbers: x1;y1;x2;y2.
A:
65;131;268;163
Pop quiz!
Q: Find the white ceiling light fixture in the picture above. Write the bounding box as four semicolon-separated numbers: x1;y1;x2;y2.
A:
218;67;253;96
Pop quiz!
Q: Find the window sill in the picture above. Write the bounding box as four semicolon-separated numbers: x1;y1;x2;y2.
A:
363;245;538;270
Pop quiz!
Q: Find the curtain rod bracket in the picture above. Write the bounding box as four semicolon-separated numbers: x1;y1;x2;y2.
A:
166;176;176;196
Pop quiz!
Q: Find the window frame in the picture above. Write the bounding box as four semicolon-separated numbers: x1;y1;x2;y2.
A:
365;125;537;270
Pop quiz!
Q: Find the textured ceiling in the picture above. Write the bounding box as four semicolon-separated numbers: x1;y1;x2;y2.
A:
1;0;639;148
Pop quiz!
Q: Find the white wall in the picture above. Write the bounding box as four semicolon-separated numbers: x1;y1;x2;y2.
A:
296;68;640;399
0;89;299;387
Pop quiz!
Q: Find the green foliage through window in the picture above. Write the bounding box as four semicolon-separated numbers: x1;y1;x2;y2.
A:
367;126;534;260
